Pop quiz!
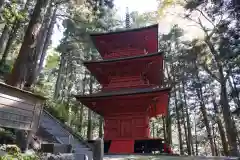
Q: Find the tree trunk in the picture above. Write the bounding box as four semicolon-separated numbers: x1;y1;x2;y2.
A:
194;115;198;156
204;36;239;156
165;65;172;145
178;86;191;155
87;74;93;140
180;102;191;155
78;104;84;134
198;97;215;156
60;57;68;101
54;53;66;99
198;103;215;156
0;0;32;66
0;24;11;59
182;81;194;155
228;76;240;109
220;80;239;156
162;116;167;141
152;120;155;138
6;0;49;87
78;71;87;134
87;108;92;140
37;5;57;76
166;107;172;145
174;88;184;155
24;1;54;88
212;123;219;156
99;116;103;138
195;68;215;156
212;99;229;156
0;23;17;66
5;0;49;151
66;54;74;125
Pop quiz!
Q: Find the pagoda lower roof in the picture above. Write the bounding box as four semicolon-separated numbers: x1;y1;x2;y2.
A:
75;86;171;117
90;24;158;59
84;52;164;85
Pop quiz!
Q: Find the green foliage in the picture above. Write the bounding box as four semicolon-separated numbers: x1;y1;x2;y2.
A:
45;100;69;123
45;50;60;70
0;145;38;160
158;0;176;17
0;63;11;74
0;128;15;139
130;11;158;28
2;1;28;24
0;154;39;160
184;0;204;10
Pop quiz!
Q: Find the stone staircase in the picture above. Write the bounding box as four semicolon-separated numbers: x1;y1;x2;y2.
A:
39;110;93;160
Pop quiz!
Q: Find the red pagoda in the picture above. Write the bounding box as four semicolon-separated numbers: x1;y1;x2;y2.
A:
75;24;172;154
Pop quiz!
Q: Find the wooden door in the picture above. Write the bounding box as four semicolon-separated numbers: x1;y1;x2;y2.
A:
120;119;132;138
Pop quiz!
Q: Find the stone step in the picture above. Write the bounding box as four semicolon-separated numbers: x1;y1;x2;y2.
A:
40;110;93;159
74;149;93;160
74;154;87;160
45;129;69;136
74;147;91;151
58;136;76;144
73;143;89;149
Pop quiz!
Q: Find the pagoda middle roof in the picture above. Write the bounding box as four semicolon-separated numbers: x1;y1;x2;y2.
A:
90;24;158;59
83;52;164;85
75;86;170;99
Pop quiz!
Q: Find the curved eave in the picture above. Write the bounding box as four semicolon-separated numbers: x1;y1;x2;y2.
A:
75;86;171;116
90;24;159;58
84;51;163;65
83;52;164;85
75;86;171;100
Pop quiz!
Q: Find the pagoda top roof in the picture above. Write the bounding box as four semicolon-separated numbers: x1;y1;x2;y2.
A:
90;24;159;59
75;86;171;99
84;51;163;65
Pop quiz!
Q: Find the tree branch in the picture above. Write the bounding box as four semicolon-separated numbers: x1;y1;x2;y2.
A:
199;63;220;82
224;65;233;82
195;8;215;27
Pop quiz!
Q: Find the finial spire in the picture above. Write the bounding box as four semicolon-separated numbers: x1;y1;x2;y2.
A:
125;7;130;28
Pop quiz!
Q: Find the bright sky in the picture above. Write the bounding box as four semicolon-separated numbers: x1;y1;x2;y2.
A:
52;0;159;46
52;0;205;46
114;0;158;15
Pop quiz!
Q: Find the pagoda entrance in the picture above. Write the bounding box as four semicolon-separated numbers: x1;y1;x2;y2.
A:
104;113;149;140
120;119;132;138
75;24;172;154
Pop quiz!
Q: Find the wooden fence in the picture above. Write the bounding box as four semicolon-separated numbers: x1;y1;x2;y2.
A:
0;82;46;132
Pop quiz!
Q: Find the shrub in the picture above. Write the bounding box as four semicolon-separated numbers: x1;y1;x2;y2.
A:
0;145;39;160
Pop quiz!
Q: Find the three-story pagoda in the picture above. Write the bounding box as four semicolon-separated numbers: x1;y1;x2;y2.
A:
75;24;172;154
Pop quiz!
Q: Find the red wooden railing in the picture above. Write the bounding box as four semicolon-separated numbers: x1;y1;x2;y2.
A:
103;76;151;90
104;48;147;59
